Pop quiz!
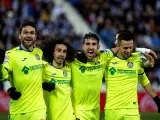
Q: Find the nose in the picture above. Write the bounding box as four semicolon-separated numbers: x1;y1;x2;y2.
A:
88;44;94;49
26;33;32;37
126;48;131;53
60;52;66;57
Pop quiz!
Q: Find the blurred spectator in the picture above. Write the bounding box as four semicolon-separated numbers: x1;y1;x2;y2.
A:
0;41;4;90
0;0;83;51
70;0;160;50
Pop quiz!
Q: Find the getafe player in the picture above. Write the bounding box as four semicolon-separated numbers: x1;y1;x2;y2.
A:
0;21;46;120
115;30;157;67
104;31;160;120
71;33;114;120
71;32;157;120
41;37;75;120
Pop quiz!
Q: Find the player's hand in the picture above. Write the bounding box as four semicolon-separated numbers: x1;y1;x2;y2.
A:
149;49;157;59
144;52;155;67
7;87;21;100
153;96;160;113
76;50;87;63
42;82;55;92
0;49;5;64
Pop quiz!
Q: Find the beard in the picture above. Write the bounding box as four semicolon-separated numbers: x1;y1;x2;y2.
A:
21;39;35;49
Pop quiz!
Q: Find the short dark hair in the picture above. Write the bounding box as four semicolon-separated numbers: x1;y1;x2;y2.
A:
40;36;75;63
117;30;128;35
83;32;99;44
19;21;36;33
117;30;135;44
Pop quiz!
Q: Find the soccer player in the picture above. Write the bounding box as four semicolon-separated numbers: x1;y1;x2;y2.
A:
0;21;46;120
40;37;76;120
71;32;157;120
71;33;114;120
104;31;160;120
115;30;157;64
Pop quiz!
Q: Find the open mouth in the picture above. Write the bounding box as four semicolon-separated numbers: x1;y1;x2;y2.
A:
58;57;64;61
25;40;32;43
25;38;33;42
88;50;94;55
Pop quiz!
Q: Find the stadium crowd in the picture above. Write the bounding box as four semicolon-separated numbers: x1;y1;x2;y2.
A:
70;0;160;86
0;0;83;50
0;0;160;89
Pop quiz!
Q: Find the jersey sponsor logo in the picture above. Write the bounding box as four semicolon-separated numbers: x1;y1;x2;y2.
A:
51;78;70;84
117;69;136;75
79;66;87;73
22;64;44;74
79;65;103;73
109;67;116;75
63;70;68;77
109;67;136;75
22;66;30;74
35;54;40;60
127;62;133;68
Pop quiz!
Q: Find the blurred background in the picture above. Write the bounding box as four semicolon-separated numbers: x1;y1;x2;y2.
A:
0;0;160;120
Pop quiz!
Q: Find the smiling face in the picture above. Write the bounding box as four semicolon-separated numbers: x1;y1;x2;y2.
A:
118;40;134;59
82;38;99;60
19;26;36;49
53;44;67;66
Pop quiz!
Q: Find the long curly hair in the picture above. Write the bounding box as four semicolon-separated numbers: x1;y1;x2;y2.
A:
39;37;75;63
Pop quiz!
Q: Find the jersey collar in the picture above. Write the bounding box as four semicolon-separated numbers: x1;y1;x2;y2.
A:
19;45;34;52
116;54;132;60
50;63;65;69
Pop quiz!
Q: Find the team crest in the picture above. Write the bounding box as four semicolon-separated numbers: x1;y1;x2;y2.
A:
127;62;133;68
63;70;68;77
35;54;40;60
95;61;100;65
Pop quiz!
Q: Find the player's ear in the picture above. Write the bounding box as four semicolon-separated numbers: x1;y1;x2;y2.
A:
18;34;21;40
116;44;119;47
35;34;37;41
82;44;85;50
98;44;100;50
117;41;120;47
